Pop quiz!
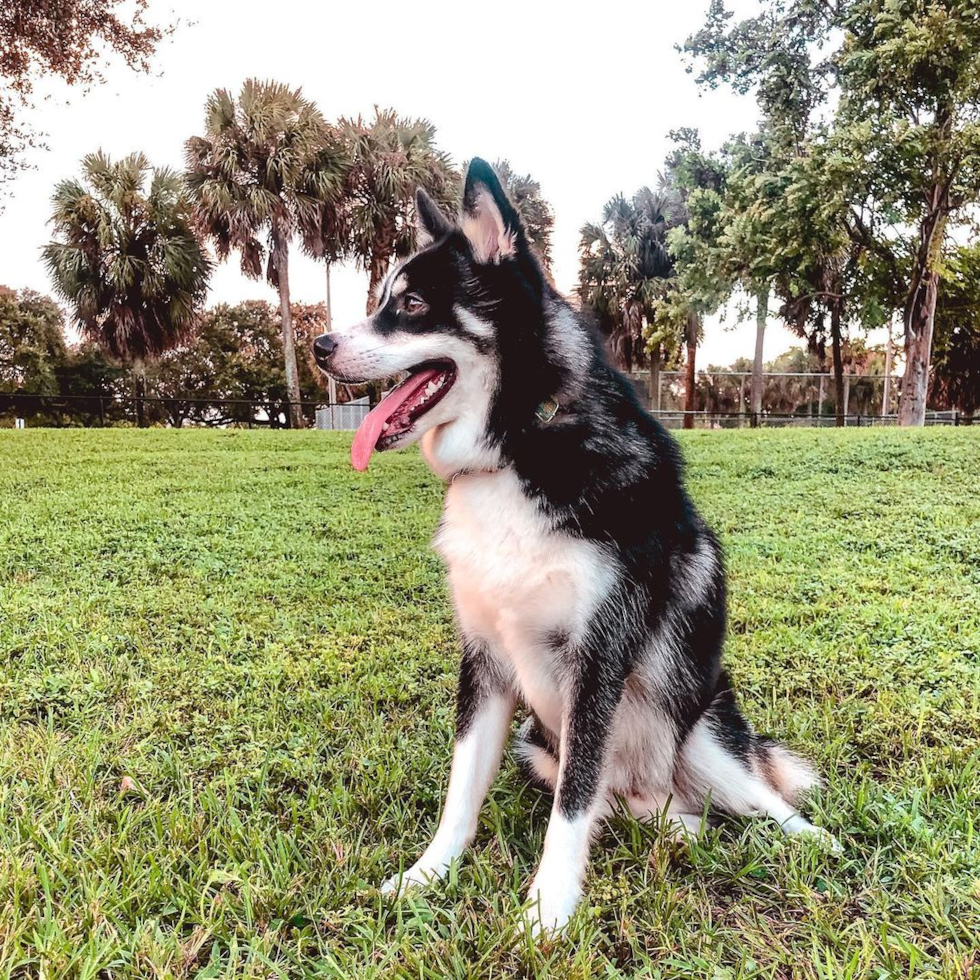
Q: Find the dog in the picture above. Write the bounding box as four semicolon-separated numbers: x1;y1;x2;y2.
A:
312;158;838;936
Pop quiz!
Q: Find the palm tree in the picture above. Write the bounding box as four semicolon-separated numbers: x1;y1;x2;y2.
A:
339;108;455;313
489;160;554;271
43;151;211;426
578;187;681;377
185;79;348;429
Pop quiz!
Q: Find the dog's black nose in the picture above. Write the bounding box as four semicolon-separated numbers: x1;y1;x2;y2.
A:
313;333;337;365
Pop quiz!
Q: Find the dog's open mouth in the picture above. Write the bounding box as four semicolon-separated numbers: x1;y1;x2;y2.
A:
350;362;457;471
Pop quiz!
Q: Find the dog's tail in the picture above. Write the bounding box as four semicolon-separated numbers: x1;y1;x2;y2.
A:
755;737;822;806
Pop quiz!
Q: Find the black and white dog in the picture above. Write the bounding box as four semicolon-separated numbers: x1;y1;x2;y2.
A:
313;159;837;935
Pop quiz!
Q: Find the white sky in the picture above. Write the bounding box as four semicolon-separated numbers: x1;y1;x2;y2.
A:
0;0;823;365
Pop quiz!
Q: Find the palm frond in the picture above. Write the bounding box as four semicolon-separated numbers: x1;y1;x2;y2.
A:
44;151;212;361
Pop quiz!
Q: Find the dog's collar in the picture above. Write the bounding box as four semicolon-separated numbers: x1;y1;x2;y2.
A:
447;397;564;485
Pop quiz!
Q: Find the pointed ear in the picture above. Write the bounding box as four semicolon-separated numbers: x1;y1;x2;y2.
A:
461;158;522;263
415;188;453;245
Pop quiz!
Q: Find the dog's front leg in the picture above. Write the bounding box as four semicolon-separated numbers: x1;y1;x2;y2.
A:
382;640;513;896
525;667;625;936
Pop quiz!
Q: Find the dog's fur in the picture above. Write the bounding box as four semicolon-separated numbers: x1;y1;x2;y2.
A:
315;159;837;935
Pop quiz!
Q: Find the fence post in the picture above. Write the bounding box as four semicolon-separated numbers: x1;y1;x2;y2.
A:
99;396;105;427
954;410;959;427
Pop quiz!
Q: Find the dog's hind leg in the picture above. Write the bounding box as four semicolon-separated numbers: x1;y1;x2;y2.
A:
382;640;516;897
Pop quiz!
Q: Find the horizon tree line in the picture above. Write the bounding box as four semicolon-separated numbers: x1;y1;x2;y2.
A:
4;282;978;425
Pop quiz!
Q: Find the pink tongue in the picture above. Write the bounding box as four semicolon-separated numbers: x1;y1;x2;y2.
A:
350;369;444;471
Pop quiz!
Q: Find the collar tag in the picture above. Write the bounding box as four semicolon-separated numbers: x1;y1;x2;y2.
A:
535;397;560;424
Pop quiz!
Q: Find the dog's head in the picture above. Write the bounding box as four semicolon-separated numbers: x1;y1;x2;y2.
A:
314;158;572;478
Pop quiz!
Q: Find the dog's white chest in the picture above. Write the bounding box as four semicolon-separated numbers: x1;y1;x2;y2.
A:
434;469;613;733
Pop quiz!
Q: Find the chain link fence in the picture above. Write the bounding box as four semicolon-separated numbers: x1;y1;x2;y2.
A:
1;390;973;430
0;392;332;429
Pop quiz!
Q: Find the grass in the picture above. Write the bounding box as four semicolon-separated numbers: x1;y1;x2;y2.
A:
0;427;978;979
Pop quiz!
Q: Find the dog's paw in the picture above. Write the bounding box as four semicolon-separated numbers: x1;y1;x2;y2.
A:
521;878;581;938
807;827;843;854
380;861;445;898
781;815;843;854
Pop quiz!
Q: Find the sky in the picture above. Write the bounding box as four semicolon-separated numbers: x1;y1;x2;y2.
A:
0;0;817;365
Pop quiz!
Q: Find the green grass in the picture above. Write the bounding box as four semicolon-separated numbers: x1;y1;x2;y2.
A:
1;428;979;979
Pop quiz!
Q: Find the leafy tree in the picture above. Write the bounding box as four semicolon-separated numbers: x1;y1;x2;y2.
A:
185;80;347;428
578;186;683;386
339;108;455;312
58;340;129;423
832;0;980;424
671;70;863;426
145;301;331;427
655;133;738;427
931;244;980;418
0;286;67;395
686;0;980;425
0;0;167;186
759;143;872;427
43;151;211;426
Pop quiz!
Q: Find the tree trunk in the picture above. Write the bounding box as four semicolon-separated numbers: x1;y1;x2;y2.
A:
647;345;661;414
133;360;146;428
898;264;941;427
752;289;767;416
367;255;389;315
275;243;306;430
830;302;845;428
882;326;893;416
898;120;951;426
683;312;698;429
326;262;337;415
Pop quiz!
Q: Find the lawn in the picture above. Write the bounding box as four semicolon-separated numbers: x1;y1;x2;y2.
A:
1;428;978;979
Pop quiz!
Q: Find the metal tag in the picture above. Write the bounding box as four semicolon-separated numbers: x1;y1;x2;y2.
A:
535;397;560;424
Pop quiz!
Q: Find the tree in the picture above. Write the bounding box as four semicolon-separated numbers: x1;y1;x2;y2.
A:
43;151;211;426
58;340;129;424
0;0;167;186
0;286;67;395
656;133;738;427
579;186;684;388
674;46;863;427
931;244;980;419
340;108;455;312
489;160;554;271
144;301;332;428
185;80;347;428
685;0;980;425
832;0;980;425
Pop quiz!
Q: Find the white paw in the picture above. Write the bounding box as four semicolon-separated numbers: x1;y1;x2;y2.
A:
780;815;843;853
522;878;581;938
808;827;843;854
380;860;447;898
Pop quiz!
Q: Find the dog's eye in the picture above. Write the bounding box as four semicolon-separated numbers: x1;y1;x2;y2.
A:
403;293;427;315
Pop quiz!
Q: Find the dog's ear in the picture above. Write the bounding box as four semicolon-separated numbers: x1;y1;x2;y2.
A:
460;158;522;264
415;188;453;245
